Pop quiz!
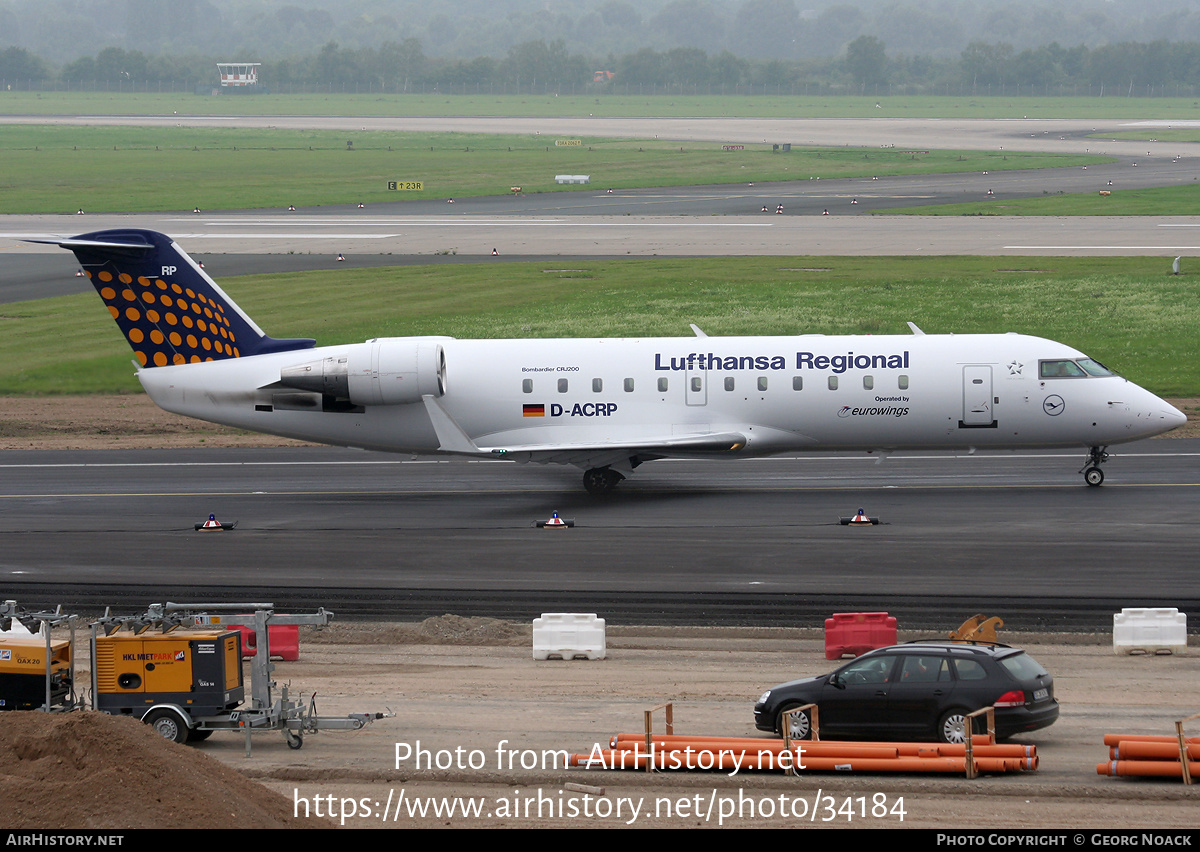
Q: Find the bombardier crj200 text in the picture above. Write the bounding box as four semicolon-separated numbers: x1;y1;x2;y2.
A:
39;229;1185;493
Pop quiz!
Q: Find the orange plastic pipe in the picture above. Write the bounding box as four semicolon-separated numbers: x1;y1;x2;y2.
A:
1098;760;1200;777
573;750;1035;773
610;733;1034;760
1103;734;1200;746
608;741;901;760
1109;741;1200;761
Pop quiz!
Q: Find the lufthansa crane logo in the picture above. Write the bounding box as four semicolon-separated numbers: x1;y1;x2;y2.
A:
1042;395;1065;416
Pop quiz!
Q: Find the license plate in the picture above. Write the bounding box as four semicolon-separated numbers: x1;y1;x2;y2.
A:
1033;688;1048;701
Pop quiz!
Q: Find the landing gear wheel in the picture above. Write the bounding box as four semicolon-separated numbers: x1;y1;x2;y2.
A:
145;709;189;744
285;730;304;750
1080;446;1110;487
582;467;625;494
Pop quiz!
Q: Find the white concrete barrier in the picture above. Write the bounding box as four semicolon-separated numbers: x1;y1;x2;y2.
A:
1113;607;1187;655
533;613;606;660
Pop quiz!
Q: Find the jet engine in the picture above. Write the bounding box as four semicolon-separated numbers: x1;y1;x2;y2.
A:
279;338;446;406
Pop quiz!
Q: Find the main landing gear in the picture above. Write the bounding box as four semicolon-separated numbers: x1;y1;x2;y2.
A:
583;467;625;494
1080;445;1110;486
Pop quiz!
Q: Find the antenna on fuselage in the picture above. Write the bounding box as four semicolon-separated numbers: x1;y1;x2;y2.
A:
907;322;925;335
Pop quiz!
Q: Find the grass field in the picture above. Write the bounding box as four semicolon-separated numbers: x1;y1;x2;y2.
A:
886;183;1200;215
3;93;1193;400
7;91;1200;120
1098;128;1200;143
3;255;1194;397
0;125;1107;213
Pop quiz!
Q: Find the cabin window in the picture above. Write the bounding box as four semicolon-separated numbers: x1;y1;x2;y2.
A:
953;659;988;681
690;376;702;392
757;376;768;391
792;376;803;391
558;378;568;393
658;378;669;392
863;375;874;390
592;378;603;392
1040;360;1087;378
828;376;838;390
522;379;533;393
724;377;735;391
624;378;634;392
898;375;909;390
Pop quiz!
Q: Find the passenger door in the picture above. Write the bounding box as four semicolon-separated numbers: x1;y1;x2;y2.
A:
961;365;996;427
886;653;957;737
818;655;899;736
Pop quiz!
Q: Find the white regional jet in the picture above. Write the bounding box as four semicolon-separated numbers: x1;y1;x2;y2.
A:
40;229;1185;493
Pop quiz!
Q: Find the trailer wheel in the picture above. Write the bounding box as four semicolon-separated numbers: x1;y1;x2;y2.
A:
188;728;213;742
145;709;189;744
285;730;304;750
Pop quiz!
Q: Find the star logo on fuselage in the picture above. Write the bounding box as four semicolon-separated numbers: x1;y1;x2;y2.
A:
1007;360;1023;375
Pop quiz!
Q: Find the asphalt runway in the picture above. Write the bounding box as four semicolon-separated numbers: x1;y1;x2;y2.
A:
2;439;1196;629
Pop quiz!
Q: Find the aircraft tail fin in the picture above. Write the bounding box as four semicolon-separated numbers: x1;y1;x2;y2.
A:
42;229;315;367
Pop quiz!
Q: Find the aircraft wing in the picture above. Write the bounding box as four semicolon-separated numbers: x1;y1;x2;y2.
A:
482;432;749;470
422;395;746;467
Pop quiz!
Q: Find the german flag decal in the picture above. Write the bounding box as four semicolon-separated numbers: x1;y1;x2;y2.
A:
523;404;545;417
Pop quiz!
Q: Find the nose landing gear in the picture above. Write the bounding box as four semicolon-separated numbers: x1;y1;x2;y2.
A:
1080;446;1110;486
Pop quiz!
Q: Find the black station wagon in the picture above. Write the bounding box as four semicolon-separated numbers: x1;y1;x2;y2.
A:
753;642;1059;743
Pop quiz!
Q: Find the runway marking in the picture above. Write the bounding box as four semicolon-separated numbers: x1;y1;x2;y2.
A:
1;482;1197;499
1124;120;1200;127
1;451;1196;470
1005;245;1200;250
173;218;585;224
165;222;776;229
2;453;1200;472
155;233;404;239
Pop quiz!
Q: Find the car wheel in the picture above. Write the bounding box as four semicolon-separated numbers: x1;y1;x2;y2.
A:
145;709;189;744
938;709;969;744
776;703;812;740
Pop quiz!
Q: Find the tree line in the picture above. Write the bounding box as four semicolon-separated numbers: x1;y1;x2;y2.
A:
8;38;1200;95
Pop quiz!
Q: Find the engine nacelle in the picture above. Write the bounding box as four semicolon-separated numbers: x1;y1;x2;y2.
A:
280;339;446;406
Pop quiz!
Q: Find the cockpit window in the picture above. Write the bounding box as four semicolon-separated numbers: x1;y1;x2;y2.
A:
1077;358;1115;377
1040;360;1087;378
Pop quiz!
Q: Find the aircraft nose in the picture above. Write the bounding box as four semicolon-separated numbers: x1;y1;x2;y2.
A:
1164;401;1188;430
1124;387;1188;439
1145;392;1187;433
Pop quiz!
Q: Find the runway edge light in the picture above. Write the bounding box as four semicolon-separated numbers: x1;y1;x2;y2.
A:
840;507;880;526
536;511;575;529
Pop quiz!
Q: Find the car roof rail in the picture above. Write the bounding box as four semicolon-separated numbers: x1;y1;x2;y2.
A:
901;638;1014;650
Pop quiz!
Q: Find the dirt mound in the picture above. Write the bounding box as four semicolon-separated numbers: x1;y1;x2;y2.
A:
311;615;530;646
0;395;310;450
0;711;329;829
